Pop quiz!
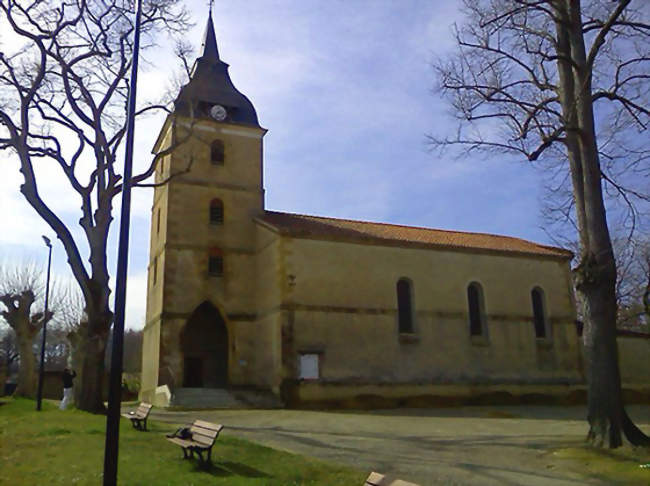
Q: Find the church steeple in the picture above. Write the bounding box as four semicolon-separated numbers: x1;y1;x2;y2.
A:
172;11;259;126
200;11;219;61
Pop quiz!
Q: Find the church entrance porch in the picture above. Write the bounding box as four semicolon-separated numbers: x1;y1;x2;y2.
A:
181;301;229;388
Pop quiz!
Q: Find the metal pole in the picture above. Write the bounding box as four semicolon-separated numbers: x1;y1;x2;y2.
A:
103;0;142;483
36;236;52;411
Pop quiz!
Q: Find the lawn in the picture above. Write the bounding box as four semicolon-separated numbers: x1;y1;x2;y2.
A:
0;398;366;485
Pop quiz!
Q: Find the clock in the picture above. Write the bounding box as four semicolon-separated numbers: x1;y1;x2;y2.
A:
209;104;228;121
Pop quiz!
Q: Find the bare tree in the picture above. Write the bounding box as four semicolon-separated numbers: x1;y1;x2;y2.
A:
0;0;192;411
0;326;19;386
105;327;142;372
544;234;650;331
0;261;52;397
36;282;86;372
613;235;650;330
432;0;649;447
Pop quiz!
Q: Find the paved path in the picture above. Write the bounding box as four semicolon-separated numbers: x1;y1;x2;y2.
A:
144;405;650;486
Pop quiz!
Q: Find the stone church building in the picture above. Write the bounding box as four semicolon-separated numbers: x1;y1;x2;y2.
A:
140;16;583;407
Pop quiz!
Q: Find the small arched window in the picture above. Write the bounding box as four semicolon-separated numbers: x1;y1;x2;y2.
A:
396;278;414;334
210;140;225;165
210;198;224;225
467;282;486;336
531;287;547;338
208;247;223;276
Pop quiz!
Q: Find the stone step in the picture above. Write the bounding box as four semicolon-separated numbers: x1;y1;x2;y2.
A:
170;387;245;409
169;387;283;409
231;389;284;409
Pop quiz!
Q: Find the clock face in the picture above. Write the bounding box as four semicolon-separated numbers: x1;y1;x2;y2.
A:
209;104;228;121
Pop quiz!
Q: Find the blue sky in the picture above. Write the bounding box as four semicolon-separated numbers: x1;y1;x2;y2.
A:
0;1;555;329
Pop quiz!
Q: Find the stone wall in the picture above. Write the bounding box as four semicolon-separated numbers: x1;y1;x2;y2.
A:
280;236;581;391
618;334;650;385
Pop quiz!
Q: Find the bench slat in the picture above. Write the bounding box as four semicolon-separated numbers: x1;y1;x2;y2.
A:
192;436;213;446
193;420;223;432
166;437;210;449
190;427;219;439
190;431;218;445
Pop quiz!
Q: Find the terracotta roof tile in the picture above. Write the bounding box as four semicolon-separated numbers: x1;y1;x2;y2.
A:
258;211;572;259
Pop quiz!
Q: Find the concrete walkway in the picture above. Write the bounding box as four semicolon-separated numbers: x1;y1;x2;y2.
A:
145;405;650;486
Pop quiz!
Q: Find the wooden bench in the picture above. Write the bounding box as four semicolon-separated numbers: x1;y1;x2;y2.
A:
166;420;224;464
365;472;421;486
121;402;153;431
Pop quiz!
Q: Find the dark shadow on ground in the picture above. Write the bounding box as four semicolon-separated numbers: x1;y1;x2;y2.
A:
189;462;231;477
221;461;271;478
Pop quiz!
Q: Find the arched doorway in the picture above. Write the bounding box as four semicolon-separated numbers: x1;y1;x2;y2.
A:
181;301;228;388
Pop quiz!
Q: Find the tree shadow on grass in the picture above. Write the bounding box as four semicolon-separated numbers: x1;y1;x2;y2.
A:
189;462;231;477
221;461;271;478
190;461;270;479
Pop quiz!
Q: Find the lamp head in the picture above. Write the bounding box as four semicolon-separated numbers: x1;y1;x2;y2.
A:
42;236;52;248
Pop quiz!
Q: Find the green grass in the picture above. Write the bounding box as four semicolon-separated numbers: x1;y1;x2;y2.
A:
0;398;365;485
553;446;650;485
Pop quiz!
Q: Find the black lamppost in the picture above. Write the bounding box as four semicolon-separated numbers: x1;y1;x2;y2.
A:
36;235;53;411
103;0;143;483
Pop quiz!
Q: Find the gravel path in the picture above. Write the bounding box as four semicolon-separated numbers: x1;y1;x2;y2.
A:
139;404;650;486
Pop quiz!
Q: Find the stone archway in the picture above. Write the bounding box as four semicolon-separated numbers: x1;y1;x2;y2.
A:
181;301;228;388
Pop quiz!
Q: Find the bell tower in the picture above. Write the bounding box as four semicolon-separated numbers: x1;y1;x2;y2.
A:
141;12;267;402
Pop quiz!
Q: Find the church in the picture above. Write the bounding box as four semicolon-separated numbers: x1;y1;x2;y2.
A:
140;15;583;408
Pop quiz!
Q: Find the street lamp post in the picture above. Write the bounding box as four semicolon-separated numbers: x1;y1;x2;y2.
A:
103;0;143;483
36;235;53;411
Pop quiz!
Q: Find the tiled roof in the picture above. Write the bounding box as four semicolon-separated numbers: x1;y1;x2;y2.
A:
258;211;572;259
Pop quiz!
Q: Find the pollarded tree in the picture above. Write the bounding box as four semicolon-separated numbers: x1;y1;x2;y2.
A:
0;261;53;397
432;0;649;447
0;0;193;412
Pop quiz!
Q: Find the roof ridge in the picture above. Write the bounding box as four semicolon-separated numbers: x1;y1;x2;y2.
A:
263;210;569;252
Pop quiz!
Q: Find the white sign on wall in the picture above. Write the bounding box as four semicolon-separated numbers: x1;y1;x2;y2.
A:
299;353;319;380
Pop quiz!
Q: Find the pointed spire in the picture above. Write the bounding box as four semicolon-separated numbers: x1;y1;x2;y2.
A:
173;5;259;126
201;10;219;60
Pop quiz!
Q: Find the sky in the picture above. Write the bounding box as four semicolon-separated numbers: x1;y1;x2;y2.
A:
0;1;556;329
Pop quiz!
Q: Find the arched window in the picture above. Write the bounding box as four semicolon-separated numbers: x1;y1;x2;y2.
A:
208;247;223;276
210;140;224;165
396;278;414;334
531;287;547;338
209;198;224;225
467;282;486;336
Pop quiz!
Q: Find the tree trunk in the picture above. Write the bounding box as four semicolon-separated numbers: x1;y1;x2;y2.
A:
14;331;37;397
579;270;623;447
75;312;111;413
555;0;650;447
67;322;85;406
